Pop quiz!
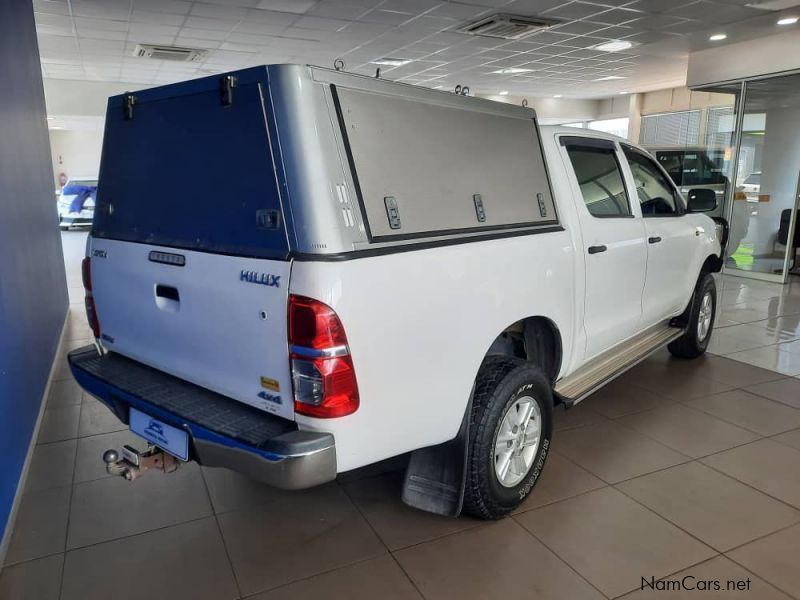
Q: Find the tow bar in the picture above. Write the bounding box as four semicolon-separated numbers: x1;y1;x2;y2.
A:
102;444;180;480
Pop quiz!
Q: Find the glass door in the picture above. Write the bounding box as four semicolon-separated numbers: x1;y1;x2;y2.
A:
725;73;800;282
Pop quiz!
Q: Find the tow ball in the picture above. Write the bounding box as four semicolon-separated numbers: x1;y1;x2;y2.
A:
102;444;179;481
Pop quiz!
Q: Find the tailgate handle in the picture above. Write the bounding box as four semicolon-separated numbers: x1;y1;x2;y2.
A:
155;285;180;302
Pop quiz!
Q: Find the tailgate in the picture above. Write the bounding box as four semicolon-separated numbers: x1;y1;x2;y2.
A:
89;70;295;419
90;238;293;419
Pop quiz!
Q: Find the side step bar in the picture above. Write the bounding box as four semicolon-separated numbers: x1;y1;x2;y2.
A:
554;322;683;406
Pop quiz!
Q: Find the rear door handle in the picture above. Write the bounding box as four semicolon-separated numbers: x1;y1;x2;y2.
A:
648;236;662;244
587;245;607;254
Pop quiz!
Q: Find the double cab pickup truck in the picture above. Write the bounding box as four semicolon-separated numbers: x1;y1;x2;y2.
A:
69;64;725;519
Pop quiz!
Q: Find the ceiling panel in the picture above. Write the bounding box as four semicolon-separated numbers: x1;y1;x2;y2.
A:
34;0;800;98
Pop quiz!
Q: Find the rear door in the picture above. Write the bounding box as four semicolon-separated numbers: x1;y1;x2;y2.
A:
89;75;295;419
560;136;647;358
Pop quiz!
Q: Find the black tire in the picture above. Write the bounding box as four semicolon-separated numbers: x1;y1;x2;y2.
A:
462;358;553;519
668;272;717;359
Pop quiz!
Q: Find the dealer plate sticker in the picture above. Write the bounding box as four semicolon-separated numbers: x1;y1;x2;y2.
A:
129;408;188;461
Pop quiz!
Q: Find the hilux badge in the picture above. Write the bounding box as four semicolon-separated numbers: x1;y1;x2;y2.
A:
240;270;280;287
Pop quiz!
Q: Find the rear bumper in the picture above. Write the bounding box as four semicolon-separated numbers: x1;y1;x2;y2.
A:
68;346;336;490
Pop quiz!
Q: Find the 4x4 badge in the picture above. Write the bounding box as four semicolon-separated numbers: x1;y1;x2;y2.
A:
240;270;280;287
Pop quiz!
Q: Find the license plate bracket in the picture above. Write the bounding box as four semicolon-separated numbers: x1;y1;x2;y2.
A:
129;408;189;461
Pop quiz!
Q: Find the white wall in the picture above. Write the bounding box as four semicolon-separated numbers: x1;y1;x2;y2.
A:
688;29;800;88
746;106;800;256
478;93;602;124
640;87;733;115
50;129;103;188
43;78;143;116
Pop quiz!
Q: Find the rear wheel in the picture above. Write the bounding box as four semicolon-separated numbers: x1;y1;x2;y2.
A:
462;358;553;519
668;272;717;359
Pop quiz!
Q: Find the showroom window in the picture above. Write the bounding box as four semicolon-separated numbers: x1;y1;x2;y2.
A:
587;117;630;139
640;110;701;146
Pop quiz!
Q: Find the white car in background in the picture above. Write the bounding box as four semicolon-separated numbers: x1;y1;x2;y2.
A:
58;177;98;229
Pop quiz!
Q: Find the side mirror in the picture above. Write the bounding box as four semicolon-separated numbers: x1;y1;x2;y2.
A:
687;188;717;212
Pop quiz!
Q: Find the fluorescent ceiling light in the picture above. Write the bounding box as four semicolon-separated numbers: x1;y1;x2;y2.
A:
777;16;799;24
491;67;534;74
619;91;630;94
499;90;509;95
594;75;626;81
709;33;727;41
553;94;562;98
592;40;634;52
746;0;800;10
371;57;412;66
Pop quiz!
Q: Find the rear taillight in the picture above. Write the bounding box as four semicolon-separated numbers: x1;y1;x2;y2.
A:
81;257;101;339
288;295;359;418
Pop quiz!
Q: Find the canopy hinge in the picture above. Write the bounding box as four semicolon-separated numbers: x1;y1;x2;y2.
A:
220;74;237;106
123;94;137;120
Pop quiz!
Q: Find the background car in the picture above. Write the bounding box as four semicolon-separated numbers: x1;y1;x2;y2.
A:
648;146;729;219
58;176;97;230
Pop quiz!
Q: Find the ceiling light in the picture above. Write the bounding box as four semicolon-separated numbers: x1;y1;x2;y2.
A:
46;116;54;120
594;75;626;81
371;57;412;66
746;0;800;11
709;33;727;41
777;16;799;24
499;90;509;95
553;94;562;98
592;40;634;52
619;91;630;94
491;67;534;74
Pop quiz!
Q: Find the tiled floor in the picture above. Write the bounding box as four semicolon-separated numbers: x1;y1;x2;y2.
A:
3;232;800;599
711;274;800;376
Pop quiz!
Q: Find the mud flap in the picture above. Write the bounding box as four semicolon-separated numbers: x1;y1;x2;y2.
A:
401;395;472;517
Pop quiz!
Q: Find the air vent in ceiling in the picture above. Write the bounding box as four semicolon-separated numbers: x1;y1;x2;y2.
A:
457;13;557;40
133;44;205;62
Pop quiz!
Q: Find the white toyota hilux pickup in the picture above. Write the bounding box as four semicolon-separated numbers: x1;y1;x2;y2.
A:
69;64;726;519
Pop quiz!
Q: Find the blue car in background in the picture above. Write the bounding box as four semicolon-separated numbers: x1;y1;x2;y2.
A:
58;177;97;229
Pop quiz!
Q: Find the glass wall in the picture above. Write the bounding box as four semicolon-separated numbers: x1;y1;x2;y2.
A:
638;76;800;284
640;89;739;226
724;74;800;281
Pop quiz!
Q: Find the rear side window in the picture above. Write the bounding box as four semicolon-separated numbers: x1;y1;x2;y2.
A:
565;144;631;218
93;82;288;259
625;148;684;216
